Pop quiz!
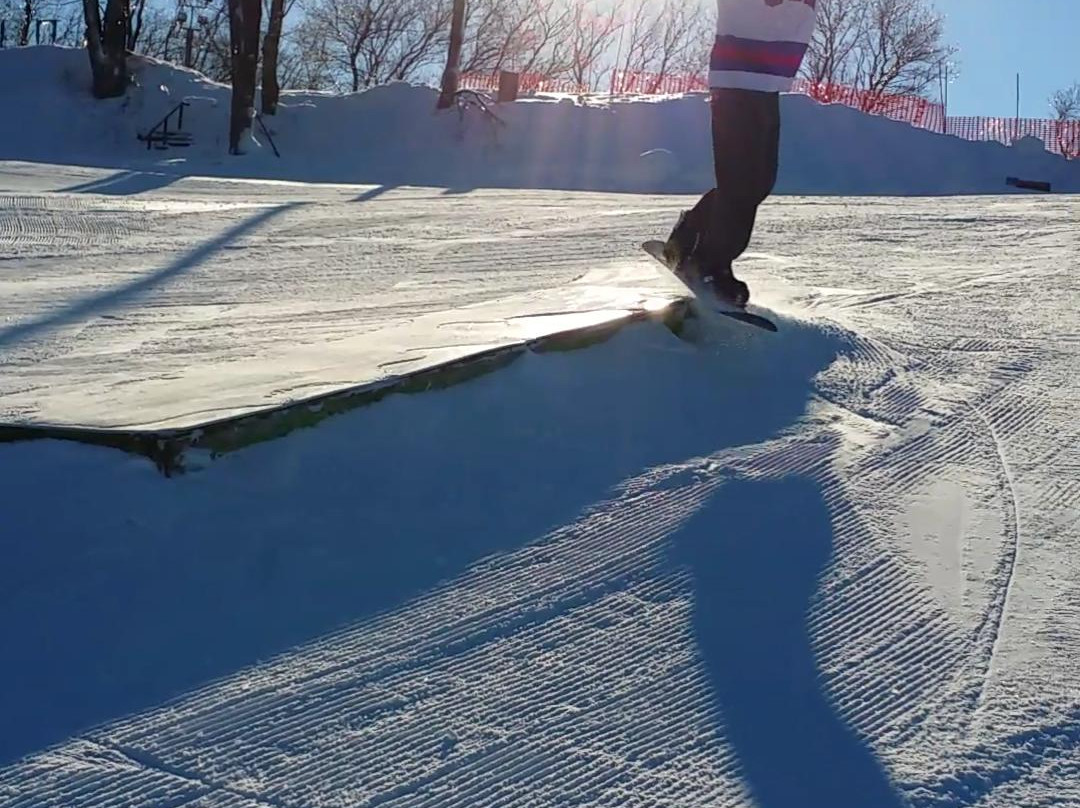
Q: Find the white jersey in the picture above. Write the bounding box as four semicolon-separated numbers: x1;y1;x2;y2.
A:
709;0;818;92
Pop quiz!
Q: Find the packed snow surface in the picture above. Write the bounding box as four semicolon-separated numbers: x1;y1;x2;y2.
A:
2;156;1078;807
0;162;683;429
2;38;1079;808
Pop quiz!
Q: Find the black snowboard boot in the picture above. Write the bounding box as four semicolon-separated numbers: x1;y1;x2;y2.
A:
701;269;750;307
662;209;702;283
664;208;751;307
665;189;753;307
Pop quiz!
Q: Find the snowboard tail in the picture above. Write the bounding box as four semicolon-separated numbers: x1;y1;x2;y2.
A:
641;240;778;333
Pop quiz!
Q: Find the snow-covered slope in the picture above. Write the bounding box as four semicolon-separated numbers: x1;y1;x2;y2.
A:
2;45;1079;194
2;40;1079;808
0;163;686;431
3;248;1079;805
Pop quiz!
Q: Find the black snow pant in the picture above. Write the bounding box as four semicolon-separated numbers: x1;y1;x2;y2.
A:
668;88;781;304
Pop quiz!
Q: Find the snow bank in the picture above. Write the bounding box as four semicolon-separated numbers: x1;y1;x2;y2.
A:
2;46;1078;194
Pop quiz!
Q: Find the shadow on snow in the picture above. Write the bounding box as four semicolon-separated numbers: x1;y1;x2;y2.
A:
668;475;906;808
56;169;185;196
3;312;843;764
0;202;300;350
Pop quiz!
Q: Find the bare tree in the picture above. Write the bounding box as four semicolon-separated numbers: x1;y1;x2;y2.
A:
278;18;337;88
615;0;707;92
304;0;385;91
363;0;451;84
51;0;85;44
195;6;234;81
801;0;955;104
801;0;863;89
1050;82;1080;121
127;0;150;50
127;1;182;57
1;0;81;45
1050;81;1080;160
459;0;577;78
859;0;954;102
614;0;657;87
392;1;452;81
512;0;574;77
459;0;524;73
124;0;233;81
566;0;623;89
300;0;451;91
647;0;705;92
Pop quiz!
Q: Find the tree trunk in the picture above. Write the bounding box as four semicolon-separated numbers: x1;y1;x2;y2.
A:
228;0;262;153
260;0;285;115
127;0;145;51
350;58;361;93
436;0;466;109
82;0;130;99
19;0;32;45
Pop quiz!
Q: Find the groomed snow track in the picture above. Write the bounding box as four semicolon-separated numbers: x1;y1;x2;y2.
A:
4;305;1078;808
1;168;1078;808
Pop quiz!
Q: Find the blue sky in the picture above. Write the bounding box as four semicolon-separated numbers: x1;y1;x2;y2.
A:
939;1;1079;118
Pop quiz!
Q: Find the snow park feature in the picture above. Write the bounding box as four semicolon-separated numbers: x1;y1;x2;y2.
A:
2;44;1080;808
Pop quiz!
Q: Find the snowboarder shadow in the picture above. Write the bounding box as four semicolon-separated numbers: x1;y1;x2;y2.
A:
669;475;906;808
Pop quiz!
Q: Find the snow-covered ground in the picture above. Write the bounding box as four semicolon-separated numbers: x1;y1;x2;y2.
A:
0;161;683;430
2;152;1078;806
2;42;1080;808
3;46;1080;195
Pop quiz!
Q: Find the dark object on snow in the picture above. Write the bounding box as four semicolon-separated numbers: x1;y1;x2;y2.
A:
1006;176;1052;192
228;0;262;154
497;71;520;103
138;101;191;150
261;0;286;115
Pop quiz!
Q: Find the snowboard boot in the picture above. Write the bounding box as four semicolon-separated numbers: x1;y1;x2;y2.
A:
663;197;752;307
701;266;750;307
662;209;704;285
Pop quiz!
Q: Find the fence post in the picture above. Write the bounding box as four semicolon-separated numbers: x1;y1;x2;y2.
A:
497;71;519;102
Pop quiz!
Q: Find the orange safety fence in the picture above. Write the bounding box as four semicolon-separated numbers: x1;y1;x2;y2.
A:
609;71;710;95
788;78;945;133
946;117;1080;159
460;72;587;95
460;71;1079;158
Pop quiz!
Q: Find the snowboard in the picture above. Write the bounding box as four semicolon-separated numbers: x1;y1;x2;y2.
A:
641;240;778;332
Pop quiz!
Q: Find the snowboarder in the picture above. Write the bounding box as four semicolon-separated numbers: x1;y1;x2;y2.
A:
662;0;818;306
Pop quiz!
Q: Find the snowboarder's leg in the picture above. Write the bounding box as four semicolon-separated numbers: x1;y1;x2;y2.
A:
698;88;781;305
